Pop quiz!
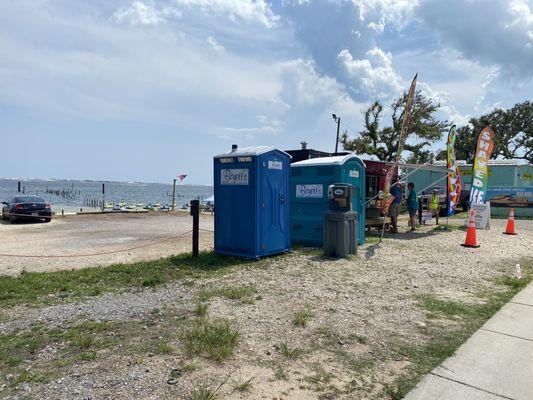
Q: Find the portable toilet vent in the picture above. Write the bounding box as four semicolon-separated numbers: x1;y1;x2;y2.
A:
213;146;291;259
291;154;366;246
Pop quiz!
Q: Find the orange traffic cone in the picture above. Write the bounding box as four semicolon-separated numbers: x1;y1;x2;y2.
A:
503;208;518;235
461;209;480;248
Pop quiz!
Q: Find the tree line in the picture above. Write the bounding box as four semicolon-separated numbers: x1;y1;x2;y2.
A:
340;93;532;165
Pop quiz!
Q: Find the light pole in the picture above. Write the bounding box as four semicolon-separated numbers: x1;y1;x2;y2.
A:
332;113;341;154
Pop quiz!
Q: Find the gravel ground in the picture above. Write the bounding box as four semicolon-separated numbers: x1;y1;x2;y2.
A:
0;212;214;276
1;218;532;399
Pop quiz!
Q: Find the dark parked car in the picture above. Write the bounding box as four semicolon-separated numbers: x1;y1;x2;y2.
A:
1;196;52;223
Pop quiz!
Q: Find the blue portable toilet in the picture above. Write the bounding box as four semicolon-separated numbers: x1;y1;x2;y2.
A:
291;154;366;246
213;145;291;259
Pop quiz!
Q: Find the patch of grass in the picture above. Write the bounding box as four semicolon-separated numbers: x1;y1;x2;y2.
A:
384;266;533;399
0;251;253;308
181;361;199;372
195;302;209;318
305;363;335;392
186;387;219;400
273;364;289;381
78;351;98;361
182;318;240;362
199;285;258;304
141;273;165;287
279;342;303;360
13;370;55;385
230;376;254;393
293;308;313;327
415;294;472;319
150;339;174;355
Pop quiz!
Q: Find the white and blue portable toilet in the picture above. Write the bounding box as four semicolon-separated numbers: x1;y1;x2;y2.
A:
213;145;291;259
291;154;366;246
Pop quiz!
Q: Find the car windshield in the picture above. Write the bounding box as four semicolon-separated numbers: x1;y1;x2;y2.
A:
13;196;46;203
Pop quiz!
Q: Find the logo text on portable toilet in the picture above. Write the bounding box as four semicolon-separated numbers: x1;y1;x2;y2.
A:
268;160;283;170
296;184;323;198
221;169;249;185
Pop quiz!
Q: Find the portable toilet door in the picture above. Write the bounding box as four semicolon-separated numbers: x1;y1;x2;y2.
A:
214;146;291;259
260;153;291;254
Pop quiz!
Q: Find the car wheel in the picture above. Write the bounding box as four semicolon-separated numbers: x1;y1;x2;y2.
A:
44;218;51;223
9;214;16;224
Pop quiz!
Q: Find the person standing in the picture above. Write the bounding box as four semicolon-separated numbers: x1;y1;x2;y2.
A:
429;188;440;225
389;180;403;233
407;182;418;231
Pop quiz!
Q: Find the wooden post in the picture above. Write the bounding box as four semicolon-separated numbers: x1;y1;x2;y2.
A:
17;181;21;192
190;200;199;257
172;179;177;211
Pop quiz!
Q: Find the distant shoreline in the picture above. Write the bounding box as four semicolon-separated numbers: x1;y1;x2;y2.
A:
0;177;212;187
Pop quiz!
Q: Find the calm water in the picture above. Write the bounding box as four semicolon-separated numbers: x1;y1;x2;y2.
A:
0;179;213;212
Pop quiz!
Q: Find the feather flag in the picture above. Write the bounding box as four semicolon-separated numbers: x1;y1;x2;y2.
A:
383;73;418;213
447;125;462;216
469;127;495;206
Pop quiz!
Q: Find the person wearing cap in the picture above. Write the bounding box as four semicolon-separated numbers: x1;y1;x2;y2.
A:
429;188;440;225
407;182;418;231
389;179;403;233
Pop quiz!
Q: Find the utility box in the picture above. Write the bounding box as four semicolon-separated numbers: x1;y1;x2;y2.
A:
213;145;291;259
291;154;366;246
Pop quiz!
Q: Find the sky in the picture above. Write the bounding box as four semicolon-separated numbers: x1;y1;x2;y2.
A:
1;0;532;185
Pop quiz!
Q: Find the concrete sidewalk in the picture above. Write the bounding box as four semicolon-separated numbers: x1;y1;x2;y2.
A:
405;283;533;400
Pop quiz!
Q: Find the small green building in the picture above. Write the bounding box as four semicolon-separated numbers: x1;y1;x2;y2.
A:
407;160;532;217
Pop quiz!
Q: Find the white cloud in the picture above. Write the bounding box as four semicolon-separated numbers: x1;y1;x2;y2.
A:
175;0;280;27
417;0;533;78
337;47;403;99
418;83;470;126
206;35;225;52
112;1;181;26
354;0;419;29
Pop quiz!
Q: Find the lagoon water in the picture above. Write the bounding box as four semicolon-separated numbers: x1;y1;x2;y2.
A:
0;178;213;212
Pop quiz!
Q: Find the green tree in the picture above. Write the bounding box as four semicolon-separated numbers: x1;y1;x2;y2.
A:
436;101;533;164
341;90;448;162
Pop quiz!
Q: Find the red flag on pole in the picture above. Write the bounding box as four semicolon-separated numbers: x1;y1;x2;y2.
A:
177;174;187;182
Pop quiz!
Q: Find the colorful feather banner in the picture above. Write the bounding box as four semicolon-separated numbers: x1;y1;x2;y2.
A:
469;127;495;206
447;125;462;216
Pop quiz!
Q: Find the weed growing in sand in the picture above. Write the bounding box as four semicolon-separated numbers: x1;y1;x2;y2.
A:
273;364;289;381
181;361;199;372
182;318;240;362
186;387;218;400
279;342;303;360
293;308;313;327
230;376;254;393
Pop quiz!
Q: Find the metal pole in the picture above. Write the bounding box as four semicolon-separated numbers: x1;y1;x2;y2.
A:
190;199;199;257
171;179;177;211
17;181;21;193
335;117;341;154
102;183;106;212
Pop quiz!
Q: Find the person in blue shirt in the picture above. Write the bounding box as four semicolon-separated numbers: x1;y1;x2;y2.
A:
407;182;418;231
389;179;403;233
